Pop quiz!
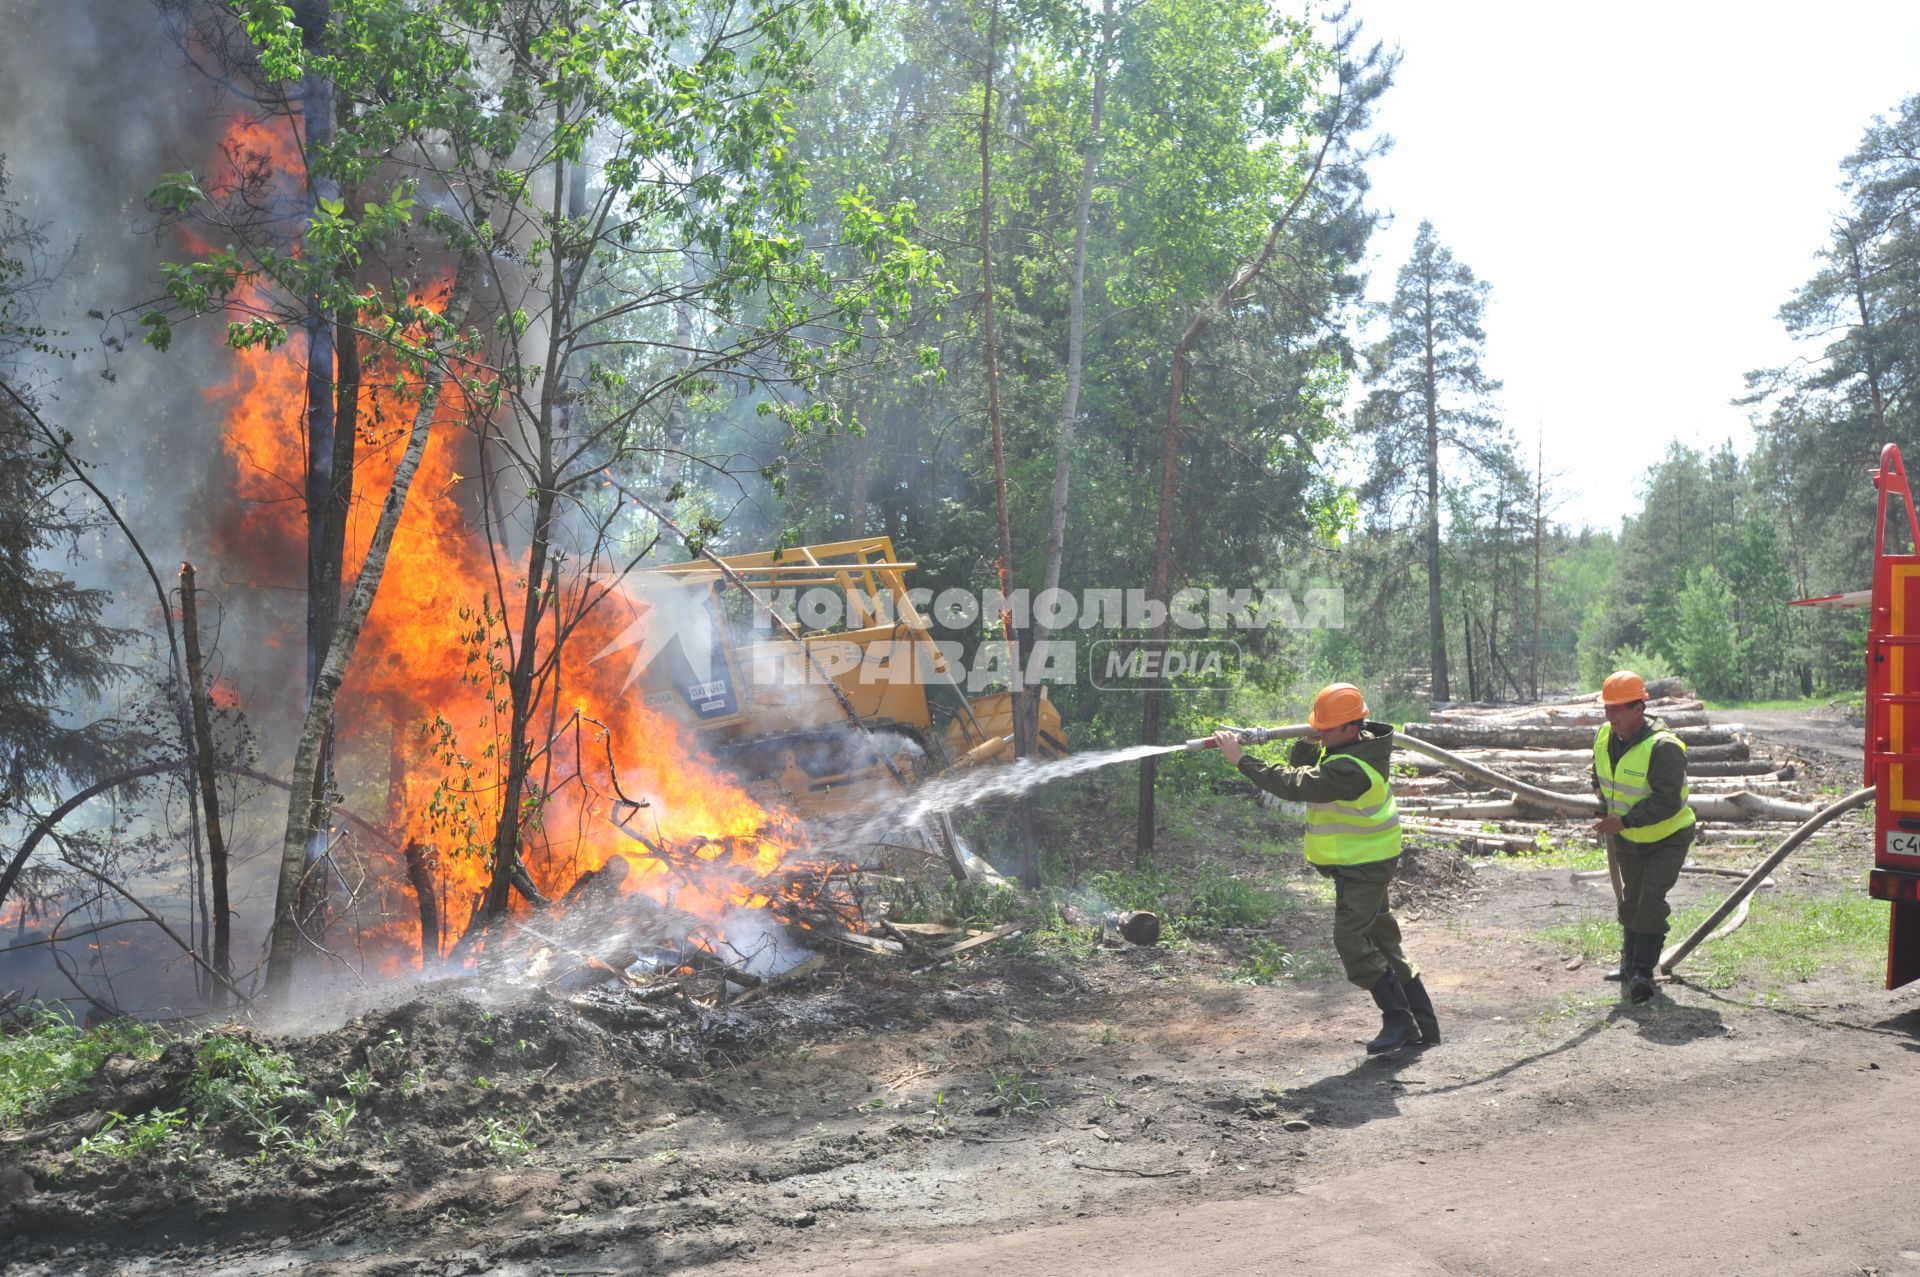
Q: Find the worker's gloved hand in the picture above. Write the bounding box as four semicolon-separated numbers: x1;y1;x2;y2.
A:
1289;737;1321;768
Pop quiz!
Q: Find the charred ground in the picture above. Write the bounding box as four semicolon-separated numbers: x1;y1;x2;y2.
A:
4;709;1919;1277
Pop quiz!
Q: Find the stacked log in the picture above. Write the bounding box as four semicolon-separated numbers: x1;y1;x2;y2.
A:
1391;685;1850;856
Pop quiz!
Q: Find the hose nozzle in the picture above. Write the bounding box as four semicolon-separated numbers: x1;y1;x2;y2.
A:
1181;723;1311;751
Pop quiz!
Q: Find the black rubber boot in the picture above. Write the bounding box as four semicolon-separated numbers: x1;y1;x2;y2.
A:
1626;931;1661;1004
1603;929;1632;982
1366;972;1421;1055
1402;974;1441;1045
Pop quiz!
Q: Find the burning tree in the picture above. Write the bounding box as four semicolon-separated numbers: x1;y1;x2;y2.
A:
141;0;939;1002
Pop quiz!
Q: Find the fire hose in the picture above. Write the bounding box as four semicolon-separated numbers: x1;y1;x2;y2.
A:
1192;724;1878;976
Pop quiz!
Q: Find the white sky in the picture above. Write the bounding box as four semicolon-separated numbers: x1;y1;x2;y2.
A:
1344;0;1920;532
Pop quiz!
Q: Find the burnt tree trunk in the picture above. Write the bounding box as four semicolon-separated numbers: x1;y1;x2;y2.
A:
180;563;233;1005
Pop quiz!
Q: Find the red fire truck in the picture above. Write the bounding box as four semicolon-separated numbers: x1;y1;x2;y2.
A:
1794;442;1920;989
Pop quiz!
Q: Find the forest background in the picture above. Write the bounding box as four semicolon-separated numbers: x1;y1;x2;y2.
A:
0;0;1915;998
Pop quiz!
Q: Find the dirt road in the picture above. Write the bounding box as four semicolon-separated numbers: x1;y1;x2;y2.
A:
6;708;1918;1277
1736;704;1864;772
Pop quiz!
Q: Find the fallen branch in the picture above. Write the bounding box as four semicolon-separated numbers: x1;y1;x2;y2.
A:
1071;1161;1189;1178
57;854;252;1006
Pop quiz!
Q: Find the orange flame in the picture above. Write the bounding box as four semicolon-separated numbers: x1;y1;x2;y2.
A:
197;114;816;970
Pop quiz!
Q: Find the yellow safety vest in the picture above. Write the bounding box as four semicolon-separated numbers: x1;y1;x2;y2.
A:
1593;725;1696;844
1301;751;1401;866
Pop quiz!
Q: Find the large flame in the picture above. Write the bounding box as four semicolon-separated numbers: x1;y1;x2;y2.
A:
197;115;813;973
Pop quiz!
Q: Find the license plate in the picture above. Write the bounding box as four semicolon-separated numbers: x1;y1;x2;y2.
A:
1885;831;1920;858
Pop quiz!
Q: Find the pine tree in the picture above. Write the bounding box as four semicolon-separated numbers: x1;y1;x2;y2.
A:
1357;222;1504;702
0;158;136;825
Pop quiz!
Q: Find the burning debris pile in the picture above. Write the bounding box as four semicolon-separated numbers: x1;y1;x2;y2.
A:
474;833;1032;1025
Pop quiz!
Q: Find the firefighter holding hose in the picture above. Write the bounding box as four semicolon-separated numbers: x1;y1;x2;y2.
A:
1212;683;1438;1055
1590;670;1696;1003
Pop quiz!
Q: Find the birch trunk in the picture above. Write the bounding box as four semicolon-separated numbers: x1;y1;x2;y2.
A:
1022;0;1113;763
263;277;472;1003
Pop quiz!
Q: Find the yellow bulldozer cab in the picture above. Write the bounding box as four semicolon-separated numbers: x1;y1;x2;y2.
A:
627;537;1067;821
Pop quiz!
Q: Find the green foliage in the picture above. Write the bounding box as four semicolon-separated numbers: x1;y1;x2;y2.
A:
476;1114;536;1160
1029;905;1100;959
1581;642;1676;692
73;1107;194;1166
1232;937;1300;984
1674;567;1743;700
186;1033;308;1129
0;1008;161;1129
887;877;1021;927
1086;863;1179;915
1182;866;1288;931
988;1070;1051;1118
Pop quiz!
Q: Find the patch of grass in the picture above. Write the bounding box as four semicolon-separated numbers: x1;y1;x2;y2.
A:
988;1070;1051;1118
1250;834;1297;861
1183;866;1290;930
1087;862;1179;914
72;1107;195;1165
888;877;1022;928
0;1007;162;1129
1541;892;1888;991
187;1033;308;1128
1026;905;1100;959
1494;831;1608;872
1231;937;1299;984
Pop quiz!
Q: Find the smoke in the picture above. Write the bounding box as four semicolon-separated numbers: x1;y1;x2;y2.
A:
0;2;354;1009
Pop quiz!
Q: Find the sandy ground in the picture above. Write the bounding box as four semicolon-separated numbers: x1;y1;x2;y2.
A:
6;706;1918;1277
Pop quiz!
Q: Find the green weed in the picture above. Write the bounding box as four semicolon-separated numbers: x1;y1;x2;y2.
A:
1184;866;1289;930
1087;862;1178;914
926;1089;952;1137
1028;905;1100;958
1232;937;1299;984
989;1070;1051;1118
888;877;1021;927
73;1107;194;1165
0;1008;161;1129
311;1096;357;1146
187;1034;308;1127
476;1115;535;1160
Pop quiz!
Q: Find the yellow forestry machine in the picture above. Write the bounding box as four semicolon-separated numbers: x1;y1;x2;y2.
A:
625;537;1066;823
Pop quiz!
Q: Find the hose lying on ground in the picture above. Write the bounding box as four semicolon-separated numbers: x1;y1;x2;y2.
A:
1568;865;1778;952
1655;785;1876;974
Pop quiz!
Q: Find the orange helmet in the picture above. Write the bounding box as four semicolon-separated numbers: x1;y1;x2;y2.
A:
1601;670;1649;706
1309;682;1368;730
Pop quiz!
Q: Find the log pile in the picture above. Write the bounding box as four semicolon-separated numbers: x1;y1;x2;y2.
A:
1392;684;1830;854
